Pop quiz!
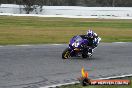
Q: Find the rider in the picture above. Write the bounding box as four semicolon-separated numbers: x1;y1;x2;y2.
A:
80;29;101;55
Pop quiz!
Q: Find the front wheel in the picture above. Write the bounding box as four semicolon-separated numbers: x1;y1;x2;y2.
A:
82;53;87;58
62;48;71;59
82;49;88;58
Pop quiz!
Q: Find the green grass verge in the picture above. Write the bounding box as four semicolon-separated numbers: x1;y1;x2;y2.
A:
0;16;132;45
60;77;132;88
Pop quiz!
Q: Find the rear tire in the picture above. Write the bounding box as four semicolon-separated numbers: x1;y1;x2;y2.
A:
62;48;71;59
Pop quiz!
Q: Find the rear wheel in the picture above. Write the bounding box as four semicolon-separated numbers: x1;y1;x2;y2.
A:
62;48;71;59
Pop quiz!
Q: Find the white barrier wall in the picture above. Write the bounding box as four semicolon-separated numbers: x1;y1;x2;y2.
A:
0;4;132;17
43;6;132;17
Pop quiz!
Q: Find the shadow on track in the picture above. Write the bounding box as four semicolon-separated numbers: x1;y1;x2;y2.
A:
62;56;101;61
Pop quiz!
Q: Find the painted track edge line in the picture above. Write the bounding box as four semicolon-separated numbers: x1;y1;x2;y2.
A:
97;74;132;80
0;42;131;47
112;42;131;43
16;45;33;46
0;44;64;47
40;74;132;88
51;44;63;45
40;81;79;88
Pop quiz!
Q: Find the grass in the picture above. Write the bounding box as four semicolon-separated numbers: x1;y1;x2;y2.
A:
60;77;132;88
0;16;132;45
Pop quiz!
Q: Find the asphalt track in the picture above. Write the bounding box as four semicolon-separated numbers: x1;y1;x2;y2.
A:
0;43;132;88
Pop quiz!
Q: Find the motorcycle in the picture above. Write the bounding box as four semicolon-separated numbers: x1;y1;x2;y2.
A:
62;35;93;59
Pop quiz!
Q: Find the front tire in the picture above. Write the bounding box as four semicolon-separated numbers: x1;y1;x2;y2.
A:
82;53;87;58
62;48;71;59
82;49;88;58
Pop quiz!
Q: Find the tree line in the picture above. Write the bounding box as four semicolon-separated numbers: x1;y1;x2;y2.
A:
1;0;132;7
0;0;132;14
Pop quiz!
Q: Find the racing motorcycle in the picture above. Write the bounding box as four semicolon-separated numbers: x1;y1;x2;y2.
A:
62;35;94;59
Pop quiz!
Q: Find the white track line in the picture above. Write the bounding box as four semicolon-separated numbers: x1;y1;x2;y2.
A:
98;74;132;80
112;42;129;44
51;44;63;45
40;81;79;88
40;74;132;88
0;42;131;47
16;45;33;46
0;44;63;47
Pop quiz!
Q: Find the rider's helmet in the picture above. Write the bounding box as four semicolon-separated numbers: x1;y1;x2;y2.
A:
87;30;94;38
